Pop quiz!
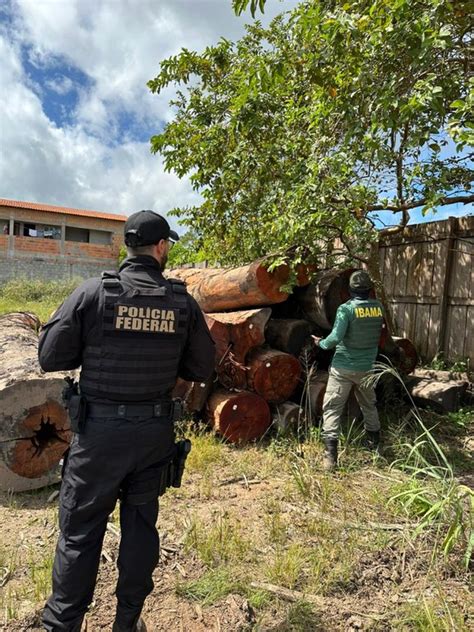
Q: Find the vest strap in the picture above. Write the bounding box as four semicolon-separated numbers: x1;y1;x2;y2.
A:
101;270;122;293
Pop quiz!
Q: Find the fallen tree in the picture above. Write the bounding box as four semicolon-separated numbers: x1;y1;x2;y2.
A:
169;260;310;312
0;313;72;491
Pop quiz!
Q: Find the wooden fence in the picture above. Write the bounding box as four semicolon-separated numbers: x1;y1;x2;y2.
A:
379;215;473;364
177;215;473;365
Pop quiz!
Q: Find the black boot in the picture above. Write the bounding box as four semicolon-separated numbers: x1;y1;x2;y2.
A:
112;617;147;632
366;430;381;452
323;439;338;472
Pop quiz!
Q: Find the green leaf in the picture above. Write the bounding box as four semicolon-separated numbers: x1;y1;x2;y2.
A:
147;0;473;267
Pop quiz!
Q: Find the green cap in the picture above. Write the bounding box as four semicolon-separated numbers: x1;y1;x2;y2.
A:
349;270;373;291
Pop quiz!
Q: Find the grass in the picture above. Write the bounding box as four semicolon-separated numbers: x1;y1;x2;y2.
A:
394;594;471;631
182;511;249;567
175;567;240;606
183;425;227;475
0;277;81;321
0;331;472;628
365;363;474;569
264;543;308;590
29;551;54;602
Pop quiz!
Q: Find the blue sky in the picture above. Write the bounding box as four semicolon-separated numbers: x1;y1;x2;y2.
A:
0;0;471;231
1;0;298;229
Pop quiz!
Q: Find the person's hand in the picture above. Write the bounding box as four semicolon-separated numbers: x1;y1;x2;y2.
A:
311;335;323;347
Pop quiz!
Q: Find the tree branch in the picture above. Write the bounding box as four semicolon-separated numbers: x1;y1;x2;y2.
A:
368;193;474;213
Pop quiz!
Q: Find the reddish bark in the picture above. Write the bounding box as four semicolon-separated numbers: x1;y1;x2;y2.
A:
204;308;271;389
391;336;419;374
168;260;311;313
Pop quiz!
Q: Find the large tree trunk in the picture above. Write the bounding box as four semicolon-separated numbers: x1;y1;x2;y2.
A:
206;390;271;443
305;371;329;421
271;401;302;434
204;308;271;389
172;376;215;413
265;319;312;356
405;376;468;412
391;336;419;374
297;268;355;329
168;260;311;313
246;348;302;403
0;313;72;491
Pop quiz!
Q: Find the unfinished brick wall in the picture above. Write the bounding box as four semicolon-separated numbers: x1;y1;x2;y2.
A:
0;203;126;284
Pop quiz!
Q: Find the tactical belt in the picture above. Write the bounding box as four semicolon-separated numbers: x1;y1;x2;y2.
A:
87;400;175;419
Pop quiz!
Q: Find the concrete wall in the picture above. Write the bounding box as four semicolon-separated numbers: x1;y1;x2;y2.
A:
0;257;115;283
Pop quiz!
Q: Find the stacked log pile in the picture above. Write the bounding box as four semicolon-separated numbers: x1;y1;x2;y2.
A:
0;313;72;491
0;260;466;489
169;261;417;443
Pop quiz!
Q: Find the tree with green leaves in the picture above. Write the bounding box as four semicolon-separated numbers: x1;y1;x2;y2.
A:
148;0;473;313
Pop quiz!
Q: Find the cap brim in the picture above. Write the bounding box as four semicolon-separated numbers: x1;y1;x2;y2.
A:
169;229;180;242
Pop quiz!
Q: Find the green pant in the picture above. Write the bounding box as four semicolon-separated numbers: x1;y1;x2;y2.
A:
322;367;380;441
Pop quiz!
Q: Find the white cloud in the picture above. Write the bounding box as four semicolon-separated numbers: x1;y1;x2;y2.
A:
45;75;74;95
0;29;199;227
0;0;299;224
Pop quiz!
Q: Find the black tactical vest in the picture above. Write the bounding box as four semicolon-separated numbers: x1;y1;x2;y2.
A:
79;272;188;402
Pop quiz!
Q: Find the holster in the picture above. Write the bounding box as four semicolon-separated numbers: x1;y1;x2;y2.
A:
170;439;192;488
62;377;87;434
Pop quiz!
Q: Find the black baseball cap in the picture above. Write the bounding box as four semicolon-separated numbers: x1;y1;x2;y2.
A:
349;270;373;291
124;210;179;247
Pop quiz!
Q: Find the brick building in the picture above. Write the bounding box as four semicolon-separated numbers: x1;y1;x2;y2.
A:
0;198;127;283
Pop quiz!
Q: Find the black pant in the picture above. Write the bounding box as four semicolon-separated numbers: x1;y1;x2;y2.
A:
42;414;175;632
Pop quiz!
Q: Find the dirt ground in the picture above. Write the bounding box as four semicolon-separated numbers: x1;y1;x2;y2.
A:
0;432;473;632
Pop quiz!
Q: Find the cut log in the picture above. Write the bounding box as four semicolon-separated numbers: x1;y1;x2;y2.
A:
206;390;271;443
391;337;418;374
246;348;302;403
265;319;312;356
204;308;271;389
271;402;302;434
304;371;329;420
168;260;311;313
171;376;214;413
0;312;72;491
297;268;356;329
412;368;470;384
406;378;468;413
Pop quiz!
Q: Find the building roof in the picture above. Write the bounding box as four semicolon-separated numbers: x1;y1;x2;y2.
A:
0;198;128;222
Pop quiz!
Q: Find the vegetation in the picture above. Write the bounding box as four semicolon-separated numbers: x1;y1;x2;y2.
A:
0;278;81;322
1;397;472;628
149;0;473;308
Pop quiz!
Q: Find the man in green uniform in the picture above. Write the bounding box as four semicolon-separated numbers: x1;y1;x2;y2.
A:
312;270;384;471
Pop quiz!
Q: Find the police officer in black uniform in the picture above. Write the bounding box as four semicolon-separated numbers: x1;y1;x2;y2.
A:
39;210;215;632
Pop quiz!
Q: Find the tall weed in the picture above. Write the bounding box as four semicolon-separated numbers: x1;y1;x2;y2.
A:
365;362;474;568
